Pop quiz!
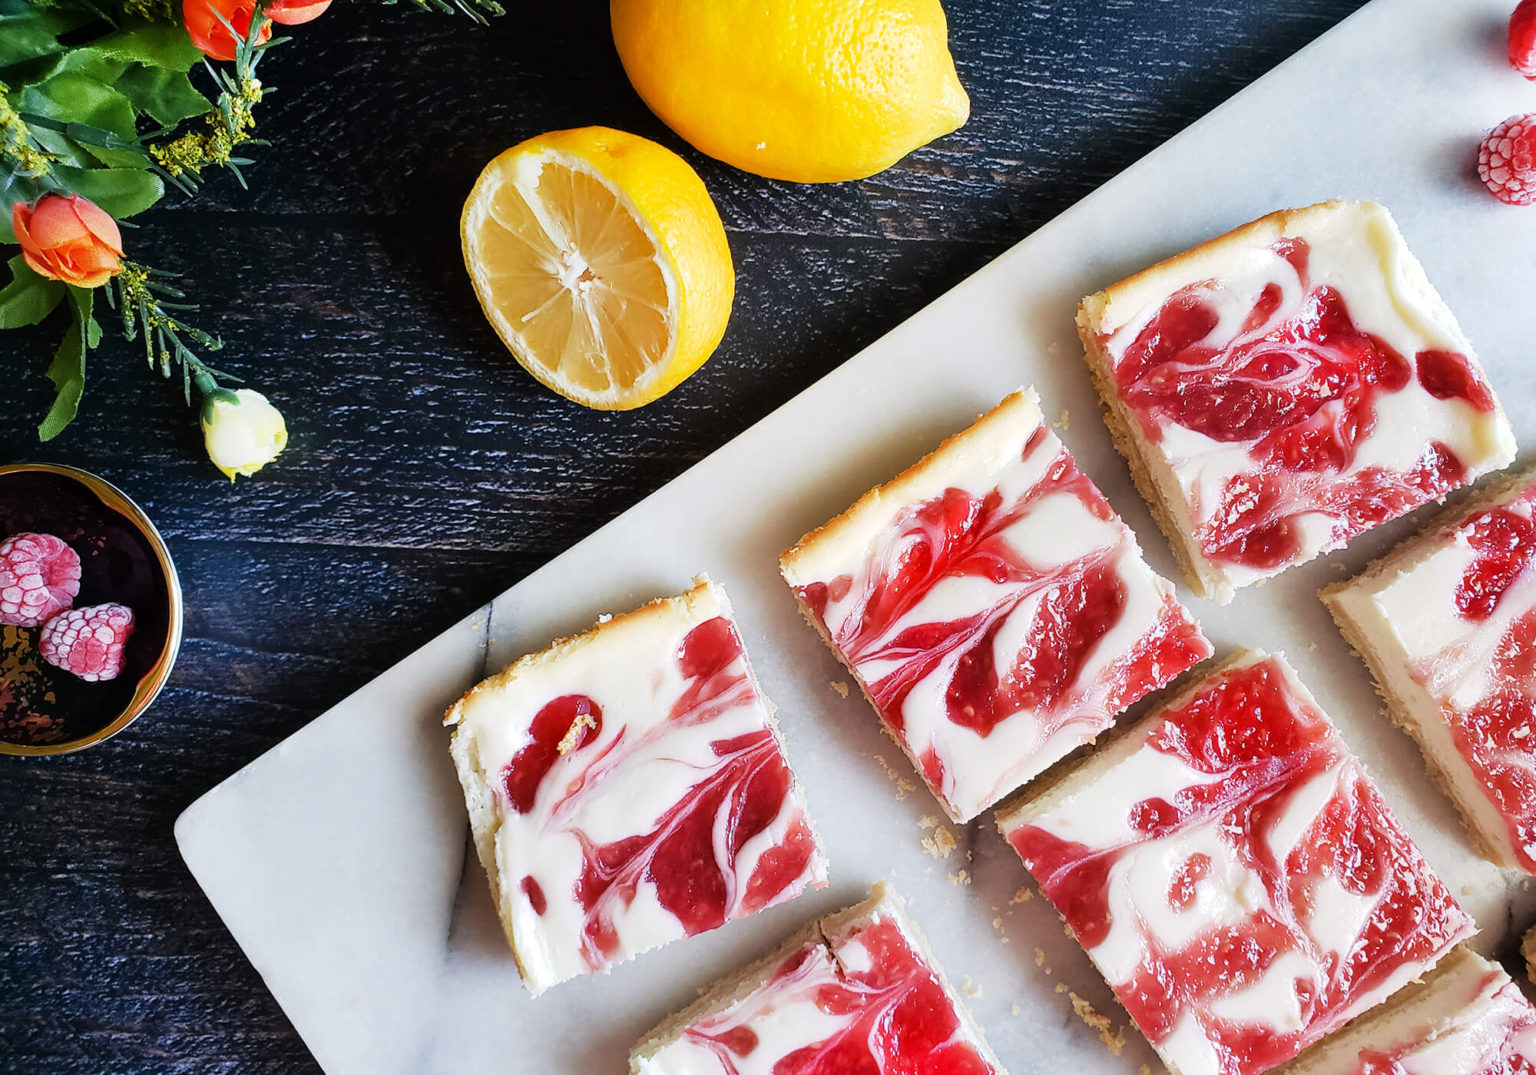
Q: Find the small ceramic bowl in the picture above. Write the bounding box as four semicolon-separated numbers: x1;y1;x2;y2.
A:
0;463;183;755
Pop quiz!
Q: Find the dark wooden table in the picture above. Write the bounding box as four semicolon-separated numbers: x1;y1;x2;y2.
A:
0;1;1370;1069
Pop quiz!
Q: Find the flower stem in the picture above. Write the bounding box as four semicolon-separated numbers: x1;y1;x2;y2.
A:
110;259;241;405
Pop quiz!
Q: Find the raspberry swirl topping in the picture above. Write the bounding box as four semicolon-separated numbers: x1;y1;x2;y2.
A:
1001;656;1472;1075
787;392;1208;821
643;908;997;1075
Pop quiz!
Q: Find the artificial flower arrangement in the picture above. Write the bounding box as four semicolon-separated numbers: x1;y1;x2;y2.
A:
0;0;499;479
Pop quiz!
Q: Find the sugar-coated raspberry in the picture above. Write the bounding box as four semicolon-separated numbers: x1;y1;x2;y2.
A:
1512;0;1536;79
0;532;82;627
39;603;136;683
1479;114;1536;206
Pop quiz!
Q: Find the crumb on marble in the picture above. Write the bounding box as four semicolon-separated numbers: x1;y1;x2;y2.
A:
1011;1002;1021;1016
1069;992;1125;1056
921;824;958;860
961;975;983;998
1010;886;1034;905
875;755;917;799
1055;982;1068;994
947;869;971;886
1034;948;1046;968
1057;409;1071;430
829;680;849;699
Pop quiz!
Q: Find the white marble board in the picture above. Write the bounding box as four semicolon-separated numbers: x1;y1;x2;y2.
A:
175;1;1536;1071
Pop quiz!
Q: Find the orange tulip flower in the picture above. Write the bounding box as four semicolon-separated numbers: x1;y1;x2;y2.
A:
12;194;124;289
268;0;331;24
183;0;271;62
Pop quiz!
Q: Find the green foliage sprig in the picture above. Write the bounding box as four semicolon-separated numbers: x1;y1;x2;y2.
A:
1;0;497;465
149;42;268;191
389;0;505;25
0;0;263;440
108;258;239;401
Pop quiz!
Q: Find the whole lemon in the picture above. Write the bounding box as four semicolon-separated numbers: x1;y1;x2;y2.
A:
610;0;970;184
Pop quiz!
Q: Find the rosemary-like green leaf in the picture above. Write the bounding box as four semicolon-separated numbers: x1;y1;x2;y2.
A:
116;259;236;402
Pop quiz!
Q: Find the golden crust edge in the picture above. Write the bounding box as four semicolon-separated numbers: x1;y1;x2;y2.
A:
778;388;1039;581
1074;304;1231;604
1080;199;1357;335
443;574;720;730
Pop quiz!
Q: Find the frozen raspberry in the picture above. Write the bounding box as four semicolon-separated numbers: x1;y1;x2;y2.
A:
1512;0;1536;79
0;532;82;627
1479;114;1536;206
39;603;136;683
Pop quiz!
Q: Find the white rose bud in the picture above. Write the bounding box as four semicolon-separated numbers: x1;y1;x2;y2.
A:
201;389;288;481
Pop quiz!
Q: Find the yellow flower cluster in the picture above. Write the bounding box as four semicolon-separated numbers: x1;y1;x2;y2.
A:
0;82;53;179
150;77;263;178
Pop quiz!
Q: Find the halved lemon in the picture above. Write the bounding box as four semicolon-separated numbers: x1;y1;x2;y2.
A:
460;126;735;410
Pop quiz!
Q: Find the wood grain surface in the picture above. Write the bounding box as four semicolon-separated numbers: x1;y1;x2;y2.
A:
0;1;1368;1070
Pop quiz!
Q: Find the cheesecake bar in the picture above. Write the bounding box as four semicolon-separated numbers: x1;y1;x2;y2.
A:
998;651;1474;1075
1078;200;1516;603
629;881;1005;1075
1324;468;1536;872
444;576;827;995
780;388;1212;823
1281;947;1536;1075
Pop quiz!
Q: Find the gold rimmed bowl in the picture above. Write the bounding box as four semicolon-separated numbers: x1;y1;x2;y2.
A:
0;463;183;755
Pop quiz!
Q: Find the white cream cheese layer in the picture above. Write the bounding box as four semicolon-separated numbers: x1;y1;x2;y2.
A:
449;578;825;994
1095;201;1515;591
1291;949;1536;1075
